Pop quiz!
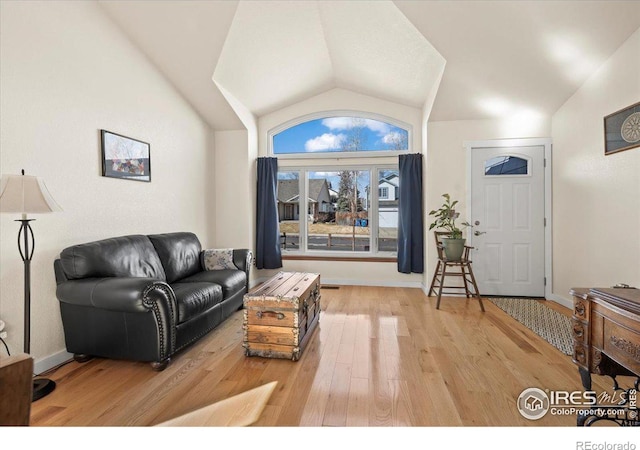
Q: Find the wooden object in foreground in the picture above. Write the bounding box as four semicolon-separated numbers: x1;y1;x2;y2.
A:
0;353;33;426
570;287;640;426
243;271;321;360
570;287;640;388
154;381;277;427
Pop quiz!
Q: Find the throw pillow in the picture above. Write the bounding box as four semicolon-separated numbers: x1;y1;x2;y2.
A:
203;248;236;270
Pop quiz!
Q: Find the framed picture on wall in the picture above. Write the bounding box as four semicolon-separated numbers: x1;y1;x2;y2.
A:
100;130;151;182
604;101;640;155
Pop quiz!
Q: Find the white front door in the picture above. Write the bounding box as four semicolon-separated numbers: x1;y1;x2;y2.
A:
469;144;546;297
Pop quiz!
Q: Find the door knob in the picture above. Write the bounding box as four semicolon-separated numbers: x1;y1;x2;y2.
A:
474;230;486;236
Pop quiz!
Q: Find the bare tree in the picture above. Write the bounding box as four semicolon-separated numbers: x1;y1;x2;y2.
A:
384;131;408;150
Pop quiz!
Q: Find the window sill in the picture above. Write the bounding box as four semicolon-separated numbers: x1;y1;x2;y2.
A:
282;254;397;263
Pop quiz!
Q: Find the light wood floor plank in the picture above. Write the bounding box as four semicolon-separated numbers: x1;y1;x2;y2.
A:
346;377;369;426
322;362;351;426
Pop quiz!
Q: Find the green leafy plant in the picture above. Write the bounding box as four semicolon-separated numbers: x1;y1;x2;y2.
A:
428;193;471;239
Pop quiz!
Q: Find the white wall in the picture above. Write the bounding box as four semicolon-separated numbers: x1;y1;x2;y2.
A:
257;88;424;287
425;118;552;287
0;1;215;369
551;29;640;301
213;129;259;287
212;82;258;284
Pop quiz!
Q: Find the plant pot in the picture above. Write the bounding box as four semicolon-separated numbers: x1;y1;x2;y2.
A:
442;238;465;261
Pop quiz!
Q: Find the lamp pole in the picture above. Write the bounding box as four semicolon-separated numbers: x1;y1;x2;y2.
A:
17;216;35;353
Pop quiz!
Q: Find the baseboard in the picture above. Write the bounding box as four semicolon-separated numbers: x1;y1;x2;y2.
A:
34;349;73;376
547;293;573;309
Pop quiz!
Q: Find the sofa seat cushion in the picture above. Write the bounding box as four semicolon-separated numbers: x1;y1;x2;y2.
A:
171;282;223;324
180;270;246;298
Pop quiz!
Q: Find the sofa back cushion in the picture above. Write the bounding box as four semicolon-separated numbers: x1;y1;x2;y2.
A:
148;232;202;283
60;235;167;281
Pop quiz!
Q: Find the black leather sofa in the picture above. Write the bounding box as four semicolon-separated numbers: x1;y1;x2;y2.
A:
54;232;251;370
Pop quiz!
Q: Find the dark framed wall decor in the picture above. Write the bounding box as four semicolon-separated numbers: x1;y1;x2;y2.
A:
101;130;151;182
604;101;640;155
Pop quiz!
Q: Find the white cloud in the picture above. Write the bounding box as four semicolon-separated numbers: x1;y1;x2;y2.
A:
305;133;346;151
310;171;340;177
382;132;403;145
322;117;390;135
363;119;391;135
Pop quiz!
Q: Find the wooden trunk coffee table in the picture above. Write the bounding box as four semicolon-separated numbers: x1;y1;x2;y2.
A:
243;272;321;361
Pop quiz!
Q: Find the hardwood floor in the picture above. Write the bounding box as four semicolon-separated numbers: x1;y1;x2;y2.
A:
29;286;632;427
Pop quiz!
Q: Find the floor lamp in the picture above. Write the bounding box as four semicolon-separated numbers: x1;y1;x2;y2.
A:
0;170;62;401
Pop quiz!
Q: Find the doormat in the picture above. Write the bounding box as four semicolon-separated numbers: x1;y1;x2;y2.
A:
488;297;573;356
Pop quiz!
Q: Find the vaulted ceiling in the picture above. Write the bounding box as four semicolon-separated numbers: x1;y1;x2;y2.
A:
98;0;640;131
213;1;444;117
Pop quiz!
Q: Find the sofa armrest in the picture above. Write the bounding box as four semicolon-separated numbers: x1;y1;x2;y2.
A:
232;249;252;277
56;277;176;315
56;277;177;362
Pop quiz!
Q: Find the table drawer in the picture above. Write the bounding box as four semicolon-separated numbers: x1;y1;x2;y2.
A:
573;299;589;321
603;321;640;375
571;317;588;344
572;343;589;369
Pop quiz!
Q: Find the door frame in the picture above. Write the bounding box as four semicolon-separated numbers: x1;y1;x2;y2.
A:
464;138;557;303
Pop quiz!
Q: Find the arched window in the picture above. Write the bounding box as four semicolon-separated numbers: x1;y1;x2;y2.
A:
269;112;410;258
270;112;410;156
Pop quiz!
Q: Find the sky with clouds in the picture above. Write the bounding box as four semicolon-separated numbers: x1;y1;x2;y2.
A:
273;116;408;154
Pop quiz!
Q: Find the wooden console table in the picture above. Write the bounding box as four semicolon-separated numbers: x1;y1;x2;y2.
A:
0;353;33;426
570;287;640;426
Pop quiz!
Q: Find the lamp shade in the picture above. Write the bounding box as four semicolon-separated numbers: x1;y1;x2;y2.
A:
0;173;62;214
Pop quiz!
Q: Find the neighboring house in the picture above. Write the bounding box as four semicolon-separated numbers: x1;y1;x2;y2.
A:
328;187;339;211
378;173;399;229
277;179;333;221
485;156;528;175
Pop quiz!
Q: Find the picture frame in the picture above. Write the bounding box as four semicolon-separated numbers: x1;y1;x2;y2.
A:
604;101;640;155
100;130;151;182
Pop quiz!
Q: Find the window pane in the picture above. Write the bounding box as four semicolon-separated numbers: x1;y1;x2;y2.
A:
484;156;529;175
277;171;300;250
274;116;408;155
306;170;370;252
377;169;399;253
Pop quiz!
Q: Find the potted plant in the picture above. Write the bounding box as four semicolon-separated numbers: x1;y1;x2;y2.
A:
428;193;471;261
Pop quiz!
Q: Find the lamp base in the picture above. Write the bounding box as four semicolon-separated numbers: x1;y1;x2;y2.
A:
33;377;56;402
